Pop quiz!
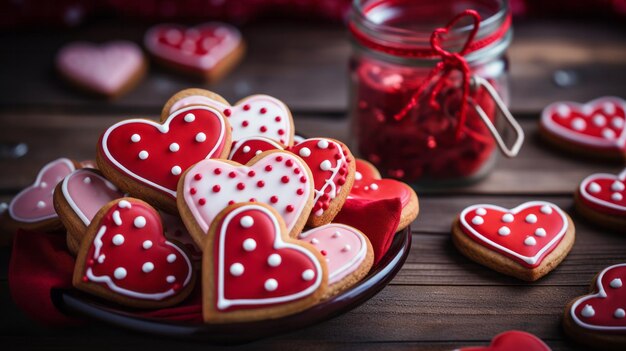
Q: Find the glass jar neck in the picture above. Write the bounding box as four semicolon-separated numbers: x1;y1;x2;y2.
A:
349;0;511;64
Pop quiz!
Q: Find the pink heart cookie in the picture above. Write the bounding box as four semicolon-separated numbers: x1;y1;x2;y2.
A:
540;97;626;159
56;41;145;97
203;203;325;323
144;23;243;80
7;158;76;230
457;330;551;351
179;150;314;245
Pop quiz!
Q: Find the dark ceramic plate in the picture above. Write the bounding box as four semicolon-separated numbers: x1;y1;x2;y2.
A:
52;226;411;343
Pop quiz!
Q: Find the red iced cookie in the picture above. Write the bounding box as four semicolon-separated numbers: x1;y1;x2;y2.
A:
457;330;551;351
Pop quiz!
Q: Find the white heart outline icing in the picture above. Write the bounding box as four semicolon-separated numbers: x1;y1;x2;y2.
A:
100;105;226;198
541;96;626;149
570;263;626;331
579;168;626;214
216;204;323;310
61;168;123;226
459;201;568;265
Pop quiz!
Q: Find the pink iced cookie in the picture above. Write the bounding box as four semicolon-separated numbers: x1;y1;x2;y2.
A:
56;41;146;97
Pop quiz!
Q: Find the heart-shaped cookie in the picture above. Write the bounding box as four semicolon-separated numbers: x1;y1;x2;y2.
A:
456;330;551;351
73;198;195;308
576;169;626;232
97;105;230;213
564;263;626;349
164;90;294;146
347;158;418;231
299;223;373;298
54;168;124;254
203;203;326;323
178;150;314;244
160;212;202;263
144;23;243;80
540;97;626;159
5;158;77;231
228;136;355;226
56;41;145;97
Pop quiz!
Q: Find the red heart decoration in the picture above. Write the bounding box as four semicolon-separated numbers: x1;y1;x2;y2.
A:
167;95;293;145
349;158;413;208
9;158;76;223
76;199;194;302
458;330;551;351
210;204;323;312
459;201;568;268
99;106;228;198
144;22;241;71
579;169;626;216
229;137;353;220
541;97;626;153
570;263;626;331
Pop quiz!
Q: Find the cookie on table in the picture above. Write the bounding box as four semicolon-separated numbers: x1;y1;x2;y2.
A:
563;263;626;350
162;89;295;146
160;211;202;264
177;150;315;245
96;105;231;214
575;169;626;232
347;158;419;232
229;136;356;227
144;23;244;81
202;202;327;323
73;198;196;309
539;96;626;161
56;41;146;98
298;223;373;298
455;330;551;351
53;168;124;255
0;158;79;236
451;201;575;281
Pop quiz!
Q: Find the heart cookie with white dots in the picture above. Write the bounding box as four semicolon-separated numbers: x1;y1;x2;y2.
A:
576;169;626;232
178;150;314;245
228;136;355;226
144;23;243;80
73;198;195;308
540;97;626;159
202;202;326;323
453;201;575;281
298;223;373;298
163;89;294;146
564;263;626;349
4;158;77;232
97;105;231;213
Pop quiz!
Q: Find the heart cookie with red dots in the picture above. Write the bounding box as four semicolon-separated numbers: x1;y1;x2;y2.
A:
53;168;124;255
144;23;244;81
452;201;575;281
228;136;356;226
298;223;373;298
162;89;294;146
457;330;551;351
540;97;626;160
73;198;195;308
203;202;326;323
56;41;146;98
178;150;314;245
564;263;626;349
1;158;77;234
97;105;231;213
576;169;626;232
346;159;419;231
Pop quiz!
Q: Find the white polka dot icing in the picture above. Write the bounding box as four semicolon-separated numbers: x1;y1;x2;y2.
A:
240;215;254;228
267;254;282;267
472;216;484;225
581;304;595;318
264;278;278;291
610;278;622;288
112;234;125;246
142;262;154;273
138;150;149;160
498;226;511;236
243;238;257;251
299;148;311;157
169;143;180;152
230;263;244;276
131;134;141;142
524;237;537;246
615;309;626;319
501;213;514;223
114;267;127;280
134;216;147;228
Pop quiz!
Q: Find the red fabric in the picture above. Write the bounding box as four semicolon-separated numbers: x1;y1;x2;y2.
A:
334;198;402;265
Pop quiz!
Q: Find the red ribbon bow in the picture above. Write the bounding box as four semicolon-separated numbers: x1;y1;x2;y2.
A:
393;10;482;140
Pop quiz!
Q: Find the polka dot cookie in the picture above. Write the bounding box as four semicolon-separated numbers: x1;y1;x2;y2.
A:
575;168;626;232
73;198;196;308
202;202;327;323
564;263;626;349
451;201;575;281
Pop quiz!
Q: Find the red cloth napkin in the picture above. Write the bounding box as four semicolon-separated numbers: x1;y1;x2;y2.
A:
334;197;402;264
8;198;401;326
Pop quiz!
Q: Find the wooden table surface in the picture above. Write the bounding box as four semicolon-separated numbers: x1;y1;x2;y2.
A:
1;18;625;350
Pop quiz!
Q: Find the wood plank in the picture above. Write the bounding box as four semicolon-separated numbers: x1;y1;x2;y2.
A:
0;21;624;113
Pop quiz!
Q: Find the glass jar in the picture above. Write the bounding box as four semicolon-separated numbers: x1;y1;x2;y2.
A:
348;0;519;186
